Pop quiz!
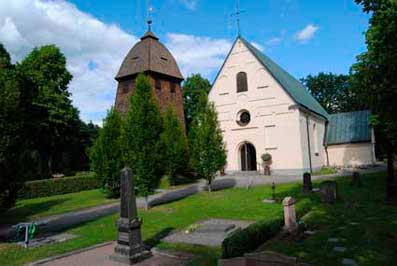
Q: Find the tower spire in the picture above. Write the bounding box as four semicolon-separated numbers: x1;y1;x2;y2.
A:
146;0;153;31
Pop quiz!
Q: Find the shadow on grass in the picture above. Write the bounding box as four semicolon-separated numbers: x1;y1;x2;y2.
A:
0;199;69;226
145;227;174;247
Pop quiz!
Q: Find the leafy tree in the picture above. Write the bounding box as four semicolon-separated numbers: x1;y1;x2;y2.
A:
189;91;226;191
351;0;397;202
123;74;163;208
90;108;123;198
0;44;31;211
160;105;188;185
301;72;364;114
18;45;80;176
182;74;211;132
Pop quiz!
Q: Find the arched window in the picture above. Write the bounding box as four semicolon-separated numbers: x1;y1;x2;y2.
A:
236;72;248;93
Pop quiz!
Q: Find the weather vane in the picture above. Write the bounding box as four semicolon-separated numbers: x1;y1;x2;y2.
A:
231;0;245;36
146;0;154;31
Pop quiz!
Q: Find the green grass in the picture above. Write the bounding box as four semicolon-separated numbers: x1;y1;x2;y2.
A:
0;181;307;266
259;172;397;266
312;167;337;176
1;173;395;266
0;189;116;225
1;174;198;226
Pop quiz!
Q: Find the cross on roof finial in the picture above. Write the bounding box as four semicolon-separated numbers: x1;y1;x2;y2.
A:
146;0;153;31
231;0;245;36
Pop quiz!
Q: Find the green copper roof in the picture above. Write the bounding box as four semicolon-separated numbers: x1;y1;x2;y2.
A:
240;37;329;119
327;110;372;145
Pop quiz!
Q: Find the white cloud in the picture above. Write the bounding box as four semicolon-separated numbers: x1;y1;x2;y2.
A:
266;37;282;46
166;33;231;78
294;24;319;42
179;0;198;10
0;0;137;125
0;0;231;124
250;42;264;52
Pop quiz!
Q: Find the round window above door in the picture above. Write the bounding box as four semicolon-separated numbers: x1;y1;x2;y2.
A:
237;110;251;126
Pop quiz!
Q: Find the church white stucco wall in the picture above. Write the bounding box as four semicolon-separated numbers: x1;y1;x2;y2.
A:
209;39;324;175
326;143;375;167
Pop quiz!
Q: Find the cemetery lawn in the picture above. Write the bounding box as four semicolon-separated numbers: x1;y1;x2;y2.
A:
259;172;397;266
1;172;395;266
0;181;310;266
0;189;116;225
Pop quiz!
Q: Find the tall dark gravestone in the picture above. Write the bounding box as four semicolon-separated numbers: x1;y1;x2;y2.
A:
110;168;150;264
303;172;312;192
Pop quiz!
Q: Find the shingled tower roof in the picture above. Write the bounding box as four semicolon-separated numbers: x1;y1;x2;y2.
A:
115;30;184;81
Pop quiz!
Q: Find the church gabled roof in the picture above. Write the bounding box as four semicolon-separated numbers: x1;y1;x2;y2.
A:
234;37;329;119
116;30;184;81
326;110;371;145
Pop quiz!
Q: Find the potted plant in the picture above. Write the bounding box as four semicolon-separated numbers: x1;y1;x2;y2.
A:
261;153;272;176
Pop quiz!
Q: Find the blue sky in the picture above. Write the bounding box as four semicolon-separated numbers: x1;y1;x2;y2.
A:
0;0;369;124
69;0;369;78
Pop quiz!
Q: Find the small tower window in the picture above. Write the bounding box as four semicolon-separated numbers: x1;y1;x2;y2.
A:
155;79;161;90
170;82;176;93
236;72;248;93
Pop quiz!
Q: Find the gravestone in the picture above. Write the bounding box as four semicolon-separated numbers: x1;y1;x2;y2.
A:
163;219;253;247
110;168;150;264
320;181;338;203
302;172;312;192
282;197;298;232
350;172;362;187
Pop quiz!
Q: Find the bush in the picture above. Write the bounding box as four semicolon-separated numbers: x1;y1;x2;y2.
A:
221;217;283;259
261;153;272;162
18;173;100;199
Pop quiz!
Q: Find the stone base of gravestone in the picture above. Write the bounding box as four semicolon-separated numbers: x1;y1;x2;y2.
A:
320;181;338;203
110;219;151;265
302;172;312;192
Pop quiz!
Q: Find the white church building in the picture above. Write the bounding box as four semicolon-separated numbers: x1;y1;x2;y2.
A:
209;36;376;175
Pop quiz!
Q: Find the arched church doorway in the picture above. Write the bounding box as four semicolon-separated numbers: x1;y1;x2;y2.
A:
240;143;257;171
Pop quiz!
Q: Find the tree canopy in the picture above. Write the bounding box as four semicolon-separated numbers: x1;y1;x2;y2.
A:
189;91;226;191
301;72;363;114
0;43;99;211
160;105;188;184
123;74;163;201
90;107;123;198
351;0;397;201
182;74;211;131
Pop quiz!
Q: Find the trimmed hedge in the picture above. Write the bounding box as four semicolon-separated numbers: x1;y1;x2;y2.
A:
221;198;314;259
18;173;100;199
221;217;283;259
